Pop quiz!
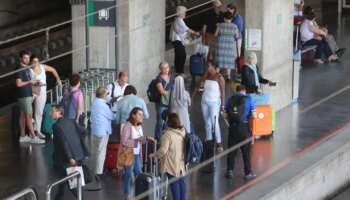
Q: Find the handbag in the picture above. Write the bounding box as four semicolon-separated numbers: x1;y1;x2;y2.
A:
117;145;134;167
66;166;85;189
32;85;41;96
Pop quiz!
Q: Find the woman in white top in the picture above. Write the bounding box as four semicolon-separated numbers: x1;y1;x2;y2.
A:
170;6;200;75
30;55;61;139
192;60;225;152
300;12;338;64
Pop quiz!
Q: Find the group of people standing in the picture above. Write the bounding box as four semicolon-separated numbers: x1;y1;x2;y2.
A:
15;50;61;144
170;1;244;80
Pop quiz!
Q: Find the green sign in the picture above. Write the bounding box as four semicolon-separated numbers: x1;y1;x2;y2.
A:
88;1;116;27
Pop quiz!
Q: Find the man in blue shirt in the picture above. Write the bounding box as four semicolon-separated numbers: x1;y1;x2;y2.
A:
224;85;257;180
116;85;149;125
90;86;116;178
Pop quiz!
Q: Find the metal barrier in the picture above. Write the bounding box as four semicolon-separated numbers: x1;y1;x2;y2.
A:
3;187;39;200
46;171;82;200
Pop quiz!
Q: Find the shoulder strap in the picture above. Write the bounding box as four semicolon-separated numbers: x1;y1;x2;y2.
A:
111;83;115;97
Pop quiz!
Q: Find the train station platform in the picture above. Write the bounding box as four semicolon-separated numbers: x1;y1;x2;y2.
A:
1;2;350;200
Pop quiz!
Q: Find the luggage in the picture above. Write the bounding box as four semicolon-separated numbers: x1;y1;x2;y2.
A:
135;140;168;200
104;142;120;170
236;56;244;74
251;105;273;136
249;93;270;106
195;43;209;61
272;108;276;132
190;54;206;76
42;103;56;135
201;116;217;173
11;105;21;144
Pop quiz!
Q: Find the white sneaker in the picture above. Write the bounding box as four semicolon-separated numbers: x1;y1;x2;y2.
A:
31;137;45;144
37;132;46;139
19;135;31;143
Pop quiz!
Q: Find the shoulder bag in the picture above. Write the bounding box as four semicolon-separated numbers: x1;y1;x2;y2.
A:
118;126;134;167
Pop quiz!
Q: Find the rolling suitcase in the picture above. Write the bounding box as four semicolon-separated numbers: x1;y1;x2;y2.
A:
251;105;273;136
42;103;55;135
236;56;244;74
136;140;168;200
190;54;205;76
104;142;120;170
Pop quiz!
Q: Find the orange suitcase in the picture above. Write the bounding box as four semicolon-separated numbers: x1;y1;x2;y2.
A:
251;105;273;136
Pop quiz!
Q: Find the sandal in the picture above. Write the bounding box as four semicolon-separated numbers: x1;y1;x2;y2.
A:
216;143;224;152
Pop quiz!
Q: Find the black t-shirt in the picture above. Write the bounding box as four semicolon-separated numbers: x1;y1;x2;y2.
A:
204;10;224;34
15;65;33;98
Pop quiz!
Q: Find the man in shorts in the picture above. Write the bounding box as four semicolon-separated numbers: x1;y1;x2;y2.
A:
15;50;45;144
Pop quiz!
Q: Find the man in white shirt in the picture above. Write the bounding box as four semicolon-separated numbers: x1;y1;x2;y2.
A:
106;71;129;113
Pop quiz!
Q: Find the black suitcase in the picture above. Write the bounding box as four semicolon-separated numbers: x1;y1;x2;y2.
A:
135;157;161;200
11;105;21;144
135;140;168;200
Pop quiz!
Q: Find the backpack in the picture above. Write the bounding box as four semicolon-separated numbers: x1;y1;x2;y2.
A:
185;132;203;164
228;95;246;124
147;79;160;103
60;88;79;119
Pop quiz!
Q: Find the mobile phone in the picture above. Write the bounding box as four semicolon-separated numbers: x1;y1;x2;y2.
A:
270;82;277;86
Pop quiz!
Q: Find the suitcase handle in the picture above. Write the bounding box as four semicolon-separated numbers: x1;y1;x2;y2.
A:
144;138;157;173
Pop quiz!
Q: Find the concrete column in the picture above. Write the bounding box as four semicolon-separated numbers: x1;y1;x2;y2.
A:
117;0;166;99
71;3;86;73
245;0;294;110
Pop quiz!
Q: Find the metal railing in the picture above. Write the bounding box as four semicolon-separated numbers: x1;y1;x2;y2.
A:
46;171;83;200
3;187;39;200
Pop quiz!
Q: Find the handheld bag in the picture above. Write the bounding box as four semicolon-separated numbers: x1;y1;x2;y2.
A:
117;145;134;167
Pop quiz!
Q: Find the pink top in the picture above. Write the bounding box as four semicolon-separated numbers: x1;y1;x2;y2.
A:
64;86;84;111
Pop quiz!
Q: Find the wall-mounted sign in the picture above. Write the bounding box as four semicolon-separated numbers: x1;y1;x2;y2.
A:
88;1;116;27
245;29;262;51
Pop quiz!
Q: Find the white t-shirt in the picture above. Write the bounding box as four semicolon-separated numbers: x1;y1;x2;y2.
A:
300;19;316;42
294;0;303;16
131;125;143;155
169;18;189;42
106;81;128;112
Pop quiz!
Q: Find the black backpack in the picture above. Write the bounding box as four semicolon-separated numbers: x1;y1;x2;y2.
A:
228;95;246;124
147;79;160;103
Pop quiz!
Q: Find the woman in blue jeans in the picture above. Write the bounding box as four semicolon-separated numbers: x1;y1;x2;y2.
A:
120;107;155;200
150;113;187;200
192;60;225;152
155;62;175;143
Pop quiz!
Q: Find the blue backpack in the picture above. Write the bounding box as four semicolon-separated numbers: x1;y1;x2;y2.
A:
60;88;78;119
185;132;203;164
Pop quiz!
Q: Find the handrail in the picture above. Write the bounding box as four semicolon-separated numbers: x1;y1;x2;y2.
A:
46;170;82;200
3;186;38;200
